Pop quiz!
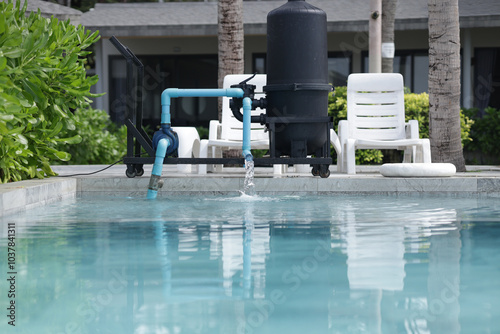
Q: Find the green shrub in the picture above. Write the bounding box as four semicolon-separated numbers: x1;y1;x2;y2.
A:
404;92;430;138
196;126;209;140
328;87;473;165
463;107;500;164
460;109;474;147
57;108;127;165
404;92;473;146
328;86;347;127
0;0;99;183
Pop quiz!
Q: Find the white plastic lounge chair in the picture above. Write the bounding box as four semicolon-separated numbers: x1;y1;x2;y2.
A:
172;126;200;173
198;74;284;174
338;73;431;174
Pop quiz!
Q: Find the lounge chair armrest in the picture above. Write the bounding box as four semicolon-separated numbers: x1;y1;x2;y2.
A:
405;119;420;139
330;128;341;155
338;120;349;146
208;120;221;141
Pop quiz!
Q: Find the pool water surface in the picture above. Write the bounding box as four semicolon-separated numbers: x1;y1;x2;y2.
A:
1;194;499;334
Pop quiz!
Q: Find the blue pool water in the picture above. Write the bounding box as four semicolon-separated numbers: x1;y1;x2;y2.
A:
1;194;500;334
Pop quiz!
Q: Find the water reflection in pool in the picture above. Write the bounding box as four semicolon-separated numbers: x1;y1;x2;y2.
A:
0;195;499;334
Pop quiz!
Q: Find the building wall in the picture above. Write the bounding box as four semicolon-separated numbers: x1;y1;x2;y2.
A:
95;36;218;112
94;27;500;117
469;27;500;47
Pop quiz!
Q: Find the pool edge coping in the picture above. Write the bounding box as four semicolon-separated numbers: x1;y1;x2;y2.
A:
0;178;77;218
1;173;500;218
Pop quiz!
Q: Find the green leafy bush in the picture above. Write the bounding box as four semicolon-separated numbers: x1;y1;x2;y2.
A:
403;92;430;138
57;108;126;165
196;126;209;140
463;107;500;164
0;0;99;183
404;92;473;146
328;86;347;127
328;87;473;165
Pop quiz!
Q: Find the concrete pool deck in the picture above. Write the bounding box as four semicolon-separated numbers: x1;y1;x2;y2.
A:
1;164;500;217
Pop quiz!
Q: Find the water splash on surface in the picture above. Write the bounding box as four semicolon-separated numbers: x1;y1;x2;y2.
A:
243;159;255;196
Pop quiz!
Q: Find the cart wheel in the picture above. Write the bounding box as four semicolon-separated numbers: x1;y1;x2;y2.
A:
135;165;144;177
320;169;330;178
126;165;136;178
312;165;320;177
319;164;330;178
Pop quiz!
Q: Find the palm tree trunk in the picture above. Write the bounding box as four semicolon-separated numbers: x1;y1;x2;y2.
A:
218;0;244;122
218;0;244;159
382;0;397;73
428;0;466;171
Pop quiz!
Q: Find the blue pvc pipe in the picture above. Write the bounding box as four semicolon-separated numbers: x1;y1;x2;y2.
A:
148;87;247;199
161;88;244;124
242;97;253;161
147;138;170;200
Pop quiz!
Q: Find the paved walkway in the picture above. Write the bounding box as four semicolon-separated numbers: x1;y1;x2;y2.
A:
49;164;500;178
1;164;499;217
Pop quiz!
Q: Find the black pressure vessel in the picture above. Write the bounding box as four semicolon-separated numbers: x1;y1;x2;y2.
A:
264;0;330;158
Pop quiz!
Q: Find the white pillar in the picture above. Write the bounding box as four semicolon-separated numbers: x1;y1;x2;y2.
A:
462;29;473;109
369;0;382;73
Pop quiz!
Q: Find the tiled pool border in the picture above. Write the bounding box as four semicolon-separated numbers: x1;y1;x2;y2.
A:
0;178;77;217
1;172;500;217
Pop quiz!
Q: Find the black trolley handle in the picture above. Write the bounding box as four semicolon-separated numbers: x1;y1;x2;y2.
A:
109;36;143;68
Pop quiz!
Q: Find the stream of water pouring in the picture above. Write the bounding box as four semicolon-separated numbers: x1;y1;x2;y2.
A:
243;160;256;196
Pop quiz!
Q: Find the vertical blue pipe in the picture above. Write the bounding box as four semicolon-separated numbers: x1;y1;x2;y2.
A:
147;138;170;200
242;97;253;161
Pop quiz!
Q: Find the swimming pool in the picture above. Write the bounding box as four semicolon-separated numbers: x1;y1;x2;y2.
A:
1;194;499;333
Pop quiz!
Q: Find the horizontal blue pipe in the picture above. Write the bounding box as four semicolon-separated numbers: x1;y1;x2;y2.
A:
161;88;244;124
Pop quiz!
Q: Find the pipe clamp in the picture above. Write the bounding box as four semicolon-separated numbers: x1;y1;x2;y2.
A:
148;174;164;191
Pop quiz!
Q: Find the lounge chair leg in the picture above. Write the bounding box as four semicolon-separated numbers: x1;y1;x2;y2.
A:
346;139;356;174
198;140;208;175
273;164;283;175
402;146;413;163
422;139;431;163
337;150;343;173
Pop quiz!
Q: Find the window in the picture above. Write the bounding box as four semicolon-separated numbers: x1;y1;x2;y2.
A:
109;55;218;129
474;48;500;112
252;52;352;87
363;50;429;93
253;53;266;74
328;52;352;87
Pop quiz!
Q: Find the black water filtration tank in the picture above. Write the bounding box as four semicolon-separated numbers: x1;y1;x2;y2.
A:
264;0;330;158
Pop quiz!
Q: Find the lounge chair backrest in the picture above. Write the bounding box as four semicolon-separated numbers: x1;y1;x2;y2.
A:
347;73;406;141
221;74;268;142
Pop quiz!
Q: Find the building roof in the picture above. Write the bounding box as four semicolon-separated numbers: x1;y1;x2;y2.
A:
1;0;83;24
19;0;82;19
81;0;500;37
